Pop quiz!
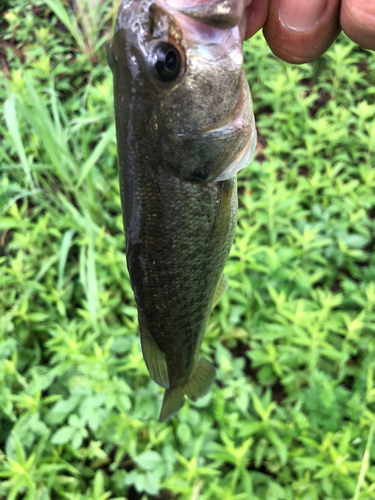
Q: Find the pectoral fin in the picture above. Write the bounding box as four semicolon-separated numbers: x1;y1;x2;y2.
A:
212;274;228;309
140;328;169;388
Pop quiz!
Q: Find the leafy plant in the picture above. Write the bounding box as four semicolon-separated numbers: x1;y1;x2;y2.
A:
1;1;375;499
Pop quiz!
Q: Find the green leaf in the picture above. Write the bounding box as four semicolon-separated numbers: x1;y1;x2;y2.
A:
51;426;74;445
50;396;81;416
134;451;163;471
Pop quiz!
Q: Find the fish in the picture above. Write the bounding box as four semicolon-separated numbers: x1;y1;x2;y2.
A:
108;0;256;422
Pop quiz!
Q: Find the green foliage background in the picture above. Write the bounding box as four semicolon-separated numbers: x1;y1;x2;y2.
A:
1;1;375;499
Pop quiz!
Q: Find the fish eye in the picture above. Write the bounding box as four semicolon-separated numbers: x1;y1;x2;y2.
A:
154;42;181;83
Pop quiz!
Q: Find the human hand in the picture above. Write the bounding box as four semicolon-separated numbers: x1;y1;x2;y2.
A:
245;0;375;63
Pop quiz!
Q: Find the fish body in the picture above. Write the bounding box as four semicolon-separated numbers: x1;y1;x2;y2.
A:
109;0;256;421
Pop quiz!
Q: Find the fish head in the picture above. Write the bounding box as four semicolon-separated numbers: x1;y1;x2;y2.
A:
109;0;256;182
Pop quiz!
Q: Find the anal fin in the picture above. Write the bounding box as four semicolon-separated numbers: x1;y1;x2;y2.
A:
140;327;169;388
186;356;216;402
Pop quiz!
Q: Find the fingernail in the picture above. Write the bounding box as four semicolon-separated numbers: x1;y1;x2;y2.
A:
279;0;327;31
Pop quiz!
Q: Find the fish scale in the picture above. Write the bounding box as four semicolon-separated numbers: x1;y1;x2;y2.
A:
109;0;255;421
126;163;237;379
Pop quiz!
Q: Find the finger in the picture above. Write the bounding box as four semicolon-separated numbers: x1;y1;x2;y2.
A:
341;0;375;50
263;0;341;64
244;0;270;40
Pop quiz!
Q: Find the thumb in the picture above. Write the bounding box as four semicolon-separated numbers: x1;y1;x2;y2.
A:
263;0;341;63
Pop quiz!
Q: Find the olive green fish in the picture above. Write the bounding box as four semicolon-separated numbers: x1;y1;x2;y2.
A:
109;0;256;422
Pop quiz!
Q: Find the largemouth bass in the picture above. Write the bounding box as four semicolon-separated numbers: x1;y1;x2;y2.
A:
109;0;256;422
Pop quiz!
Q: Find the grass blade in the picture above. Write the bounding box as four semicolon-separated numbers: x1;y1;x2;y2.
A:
87;235;99;329
43;0;85;53
76;123;115;189
353;423;375;500
58;229;76;292
4;96;34;189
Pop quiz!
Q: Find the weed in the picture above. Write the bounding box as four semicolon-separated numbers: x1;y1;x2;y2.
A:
1;1;375;499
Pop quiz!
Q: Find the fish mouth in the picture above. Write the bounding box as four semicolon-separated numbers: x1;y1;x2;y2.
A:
213;114;257;181
178;85;256;182
166;112;256;184
202;69;256;181
165;83;256;184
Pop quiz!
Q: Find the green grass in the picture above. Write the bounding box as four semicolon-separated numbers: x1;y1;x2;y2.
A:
1;1;375;499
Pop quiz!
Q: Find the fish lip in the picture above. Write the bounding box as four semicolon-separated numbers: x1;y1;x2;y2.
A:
213;114;257;181
168;113;256;183
200;114;253;139
171;92;256;182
